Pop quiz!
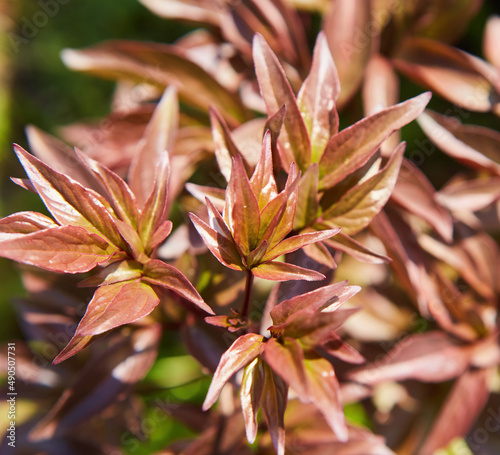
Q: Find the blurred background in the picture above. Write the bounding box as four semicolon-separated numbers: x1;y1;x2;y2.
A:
0;1;500;452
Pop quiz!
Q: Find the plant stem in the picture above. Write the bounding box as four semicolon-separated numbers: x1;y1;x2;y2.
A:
241;270;254;322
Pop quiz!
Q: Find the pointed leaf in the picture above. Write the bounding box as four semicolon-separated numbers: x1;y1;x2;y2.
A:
319;94;430;190
76;281;159;336
202;333;265;410
14;145;124;249
189;213;244;271
323;144;405;234
240;358;264;444
210;106;249;182
263;228;340;262
393;37;500;112
138;151;170;253
143;259;213;314
293;163;320;231
270;281;357;325
260;364;287;455
228;156;261;254
262;337;308;398
252;261;325;282
79;151;140;228
253;34;311;171
263;105;286;171
0;225;114;273
323;231;390;264
53;333;94;364
26;125;98;190
250;131;278;210
304;357;348;440
297;32;340;161
128;87;178;207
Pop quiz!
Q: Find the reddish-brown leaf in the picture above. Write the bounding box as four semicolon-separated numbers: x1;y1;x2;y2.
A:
61;41;248;124
319;94;430;190
253;33;311;171
437;177;500;212
189;212;244;271
0;211;56;235
270;281;358;325
348;331;474;384
417;110;500;175
138;151;170;253
78;259;143;288
297;32;340;161
252;261;325;282
250;131;278;210
80;152;140;228
76;280;159;336
202;333;265;410
228;156;261;255
0;225;114;273
263;228;340;262
143;258;212;314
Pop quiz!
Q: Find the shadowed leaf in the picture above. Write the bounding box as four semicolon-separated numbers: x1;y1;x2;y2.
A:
294;164;320;231
0;211;56;235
